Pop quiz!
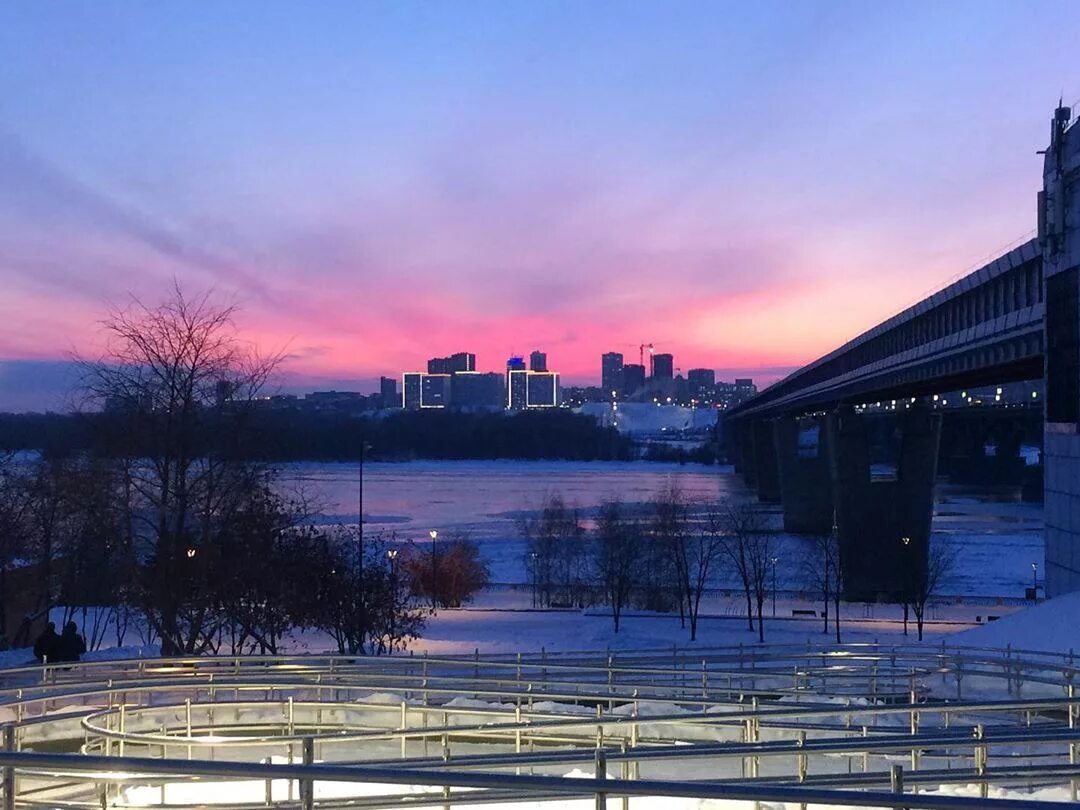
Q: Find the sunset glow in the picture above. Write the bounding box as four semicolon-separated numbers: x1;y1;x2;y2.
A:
1;1;1078;409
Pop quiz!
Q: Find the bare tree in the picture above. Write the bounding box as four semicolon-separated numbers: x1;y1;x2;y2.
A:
78;285;284;655
652;483;691;628
295;528;425;655
719;500;775;642
906;538;956;641
801;530;843;643
680;506;728;642
520;494;588;608
593;501;642;633
0;454;31;642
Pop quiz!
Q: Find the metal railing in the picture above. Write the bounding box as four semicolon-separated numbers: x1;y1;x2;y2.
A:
0;643;1079;809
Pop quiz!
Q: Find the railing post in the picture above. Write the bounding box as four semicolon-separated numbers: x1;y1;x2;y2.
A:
4;724;15;810
594;748;607;810
263;756;273;806
300;736;314;810
975;724;987;799
890;764;905;809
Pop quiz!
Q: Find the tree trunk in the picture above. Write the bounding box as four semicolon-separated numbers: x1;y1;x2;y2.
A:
744;587;754;630
902;603;909;636
822;586;829;634
756;595;765;643
834;591;841;644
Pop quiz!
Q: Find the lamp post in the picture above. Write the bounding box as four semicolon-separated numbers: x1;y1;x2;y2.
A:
387;548;398;645
770;556;779;618
1032;561;1039;593
429;530;439;610
356;440;372;655
530;552;539;608
358;440;372;564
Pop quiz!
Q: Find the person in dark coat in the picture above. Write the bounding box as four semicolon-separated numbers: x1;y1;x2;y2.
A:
33;622;59;663
56;622;86;663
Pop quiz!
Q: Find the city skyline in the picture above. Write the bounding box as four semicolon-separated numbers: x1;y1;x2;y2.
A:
3;2;1080;411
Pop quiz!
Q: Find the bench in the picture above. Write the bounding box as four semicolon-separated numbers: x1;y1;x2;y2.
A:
791;609;817;617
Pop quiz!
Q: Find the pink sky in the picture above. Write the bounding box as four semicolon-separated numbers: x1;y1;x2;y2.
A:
1;2;1077;408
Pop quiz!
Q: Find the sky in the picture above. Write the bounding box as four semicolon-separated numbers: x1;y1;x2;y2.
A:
1;1;1079;411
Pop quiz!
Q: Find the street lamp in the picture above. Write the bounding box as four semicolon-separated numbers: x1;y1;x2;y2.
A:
1032;561;1039;592
429;530;439;610
530;552;539;608
358;440;373;565
387;549;398;644
770;556;779;618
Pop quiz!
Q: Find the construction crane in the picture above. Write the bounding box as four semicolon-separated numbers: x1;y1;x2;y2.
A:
618;342;663;373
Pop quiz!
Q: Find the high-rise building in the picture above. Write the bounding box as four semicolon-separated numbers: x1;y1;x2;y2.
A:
428;352;476;374
507;368;529;410
380;376;398;409
421;374;451;407
451;371;504;411
686;368;715;401
403;372;451;409
622;364;646;397
402;372;422;410
652;353;674;379
734;378;756;400
529;350;547;372
507;359;560;410
506;356;528;409
601;352;624;398
526;372;559;408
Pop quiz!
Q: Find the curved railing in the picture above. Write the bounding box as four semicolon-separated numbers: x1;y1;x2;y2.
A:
0;642;1078;809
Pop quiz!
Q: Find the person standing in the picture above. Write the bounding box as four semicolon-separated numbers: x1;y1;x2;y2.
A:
56;622;86;663
33;622;59;663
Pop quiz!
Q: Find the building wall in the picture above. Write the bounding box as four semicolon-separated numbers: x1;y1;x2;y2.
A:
1042;107;1080;597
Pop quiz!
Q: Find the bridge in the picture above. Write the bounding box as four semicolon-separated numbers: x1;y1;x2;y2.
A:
724;105;1080;600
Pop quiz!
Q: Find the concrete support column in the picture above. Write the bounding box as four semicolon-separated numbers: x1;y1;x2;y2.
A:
828;407;941;602
752;419;781;503
739;425;757;488
774;416;833;534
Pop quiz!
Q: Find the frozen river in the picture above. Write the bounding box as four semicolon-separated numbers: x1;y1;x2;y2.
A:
280;460;1043;600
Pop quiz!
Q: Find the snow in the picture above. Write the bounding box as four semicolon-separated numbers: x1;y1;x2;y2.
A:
954;589;1080;654
578;403;717;436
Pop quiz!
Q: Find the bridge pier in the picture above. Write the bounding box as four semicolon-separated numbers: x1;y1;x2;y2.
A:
828;407;942;602
1043;104;1080;597
752;419;781;503
774;416;833;534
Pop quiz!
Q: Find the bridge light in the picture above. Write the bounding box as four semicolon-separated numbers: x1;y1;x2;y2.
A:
942;399;948;405
1033;391;1039;399
996;387;1003;395
932;394;939;401
961;391;967;399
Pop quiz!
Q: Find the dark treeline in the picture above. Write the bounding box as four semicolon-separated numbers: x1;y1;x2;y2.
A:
0;409;635;462
243;408;635;461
